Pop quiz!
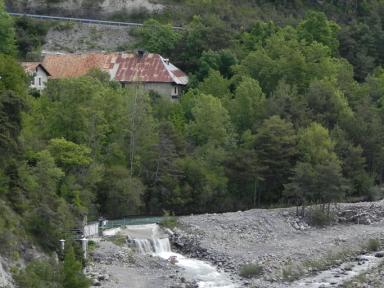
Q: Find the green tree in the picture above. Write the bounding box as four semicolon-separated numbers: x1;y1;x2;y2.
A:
196;49;237;81
225;131;264;209
97;166;144;218
230;77;266;132
305;79;353;129
298;11;340;53
286;122;348;212
298;122;338;165
0;54;27;97
136;19;181;55
254;116;298;202
285;160;347;216
187;93;233;147
0;0;16;56
63;247;90;288
198;69;231;99
47;138;92;171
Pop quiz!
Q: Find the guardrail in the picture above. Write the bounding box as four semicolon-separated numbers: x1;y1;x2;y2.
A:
9;12;184;30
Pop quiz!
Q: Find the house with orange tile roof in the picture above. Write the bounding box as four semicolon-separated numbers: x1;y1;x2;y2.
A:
32;51;189;99
21;62;51;91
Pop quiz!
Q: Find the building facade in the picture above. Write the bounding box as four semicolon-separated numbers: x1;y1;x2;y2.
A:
26;52;189;99
22;62;51;91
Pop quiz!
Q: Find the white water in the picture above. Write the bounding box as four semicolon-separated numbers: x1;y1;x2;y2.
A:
118;224;237;288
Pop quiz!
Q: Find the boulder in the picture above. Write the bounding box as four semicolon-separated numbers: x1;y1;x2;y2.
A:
375;251;384;258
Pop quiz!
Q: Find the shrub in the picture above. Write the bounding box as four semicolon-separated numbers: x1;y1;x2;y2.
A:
14;259;63;288
160;211;178;229
282;264;303;282
239;263;264;278
307;208;335;227
365;239;381;252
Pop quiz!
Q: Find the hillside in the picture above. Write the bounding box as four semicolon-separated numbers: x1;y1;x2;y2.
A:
2;0;384;287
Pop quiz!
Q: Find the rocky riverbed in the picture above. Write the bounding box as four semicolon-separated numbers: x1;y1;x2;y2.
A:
87;201;384;288
173;200;384;287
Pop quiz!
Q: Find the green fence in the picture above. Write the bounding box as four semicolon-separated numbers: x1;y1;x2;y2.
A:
102;216;163;230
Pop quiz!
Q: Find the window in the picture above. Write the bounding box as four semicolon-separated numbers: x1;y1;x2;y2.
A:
38;77;42;87
173;86;178;95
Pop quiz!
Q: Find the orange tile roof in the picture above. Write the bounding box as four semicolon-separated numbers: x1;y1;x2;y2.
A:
41;52;188;85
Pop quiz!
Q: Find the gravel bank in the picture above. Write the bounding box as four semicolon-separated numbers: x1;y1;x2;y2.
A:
175;201;384;287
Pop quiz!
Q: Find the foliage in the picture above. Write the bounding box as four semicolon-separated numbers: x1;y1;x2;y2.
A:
159;210;178;229
63;247;90;288
364;238;381;252
136;19;181;55
14;17;50;60
253;116;297;203
14;259;64;288
0;0;16;56
239;263;264;279
307;208;335;227
14;247;90;288
297;11;340;54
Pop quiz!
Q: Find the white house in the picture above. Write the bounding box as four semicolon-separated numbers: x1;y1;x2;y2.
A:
21;62;51;91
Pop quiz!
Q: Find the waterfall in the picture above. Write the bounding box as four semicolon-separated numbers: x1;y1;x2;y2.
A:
118;224;171;255
153;238;171;254
133;238;171;254
110;223;237;287
134;239;153;254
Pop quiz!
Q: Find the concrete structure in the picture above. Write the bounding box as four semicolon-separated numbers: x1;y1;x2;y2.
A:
83;222;99;237
21;62;50;91
37;51;188;99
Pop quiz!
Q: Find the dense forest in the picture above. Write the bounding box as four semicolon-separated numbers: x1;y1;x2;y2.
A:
2;0;384;286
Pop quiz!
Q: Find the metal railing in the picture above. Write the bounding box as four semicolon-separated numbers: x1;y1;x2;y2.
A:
9;12;184;30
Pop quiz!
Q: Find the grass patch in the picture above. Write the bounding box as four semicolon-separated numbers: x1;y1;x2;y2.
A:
159;211;178;229
282;263;304;282
282;249;356;282
303;249;354;272
109;233;127;246
239;263;264;278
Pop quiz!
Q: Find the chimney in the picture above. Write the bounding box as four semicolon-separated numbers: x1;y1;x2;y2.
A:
137;49;145;58
164;58;170;65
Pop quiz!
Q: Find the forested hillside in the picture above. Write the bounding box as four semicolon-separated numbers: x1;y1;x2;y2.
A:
2;0;384;286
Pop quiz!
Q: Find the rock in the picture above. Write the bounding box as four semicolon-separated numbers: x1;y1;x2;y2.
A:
92;279;101;286
375;251;384;258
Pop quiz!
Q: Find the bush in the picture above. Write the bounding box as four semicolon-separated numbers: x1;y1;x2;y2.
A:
307;208;335;227
160;211;178;229
282;264;303;282
239;263;264;278
365;239;381;252
14;259;63;288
